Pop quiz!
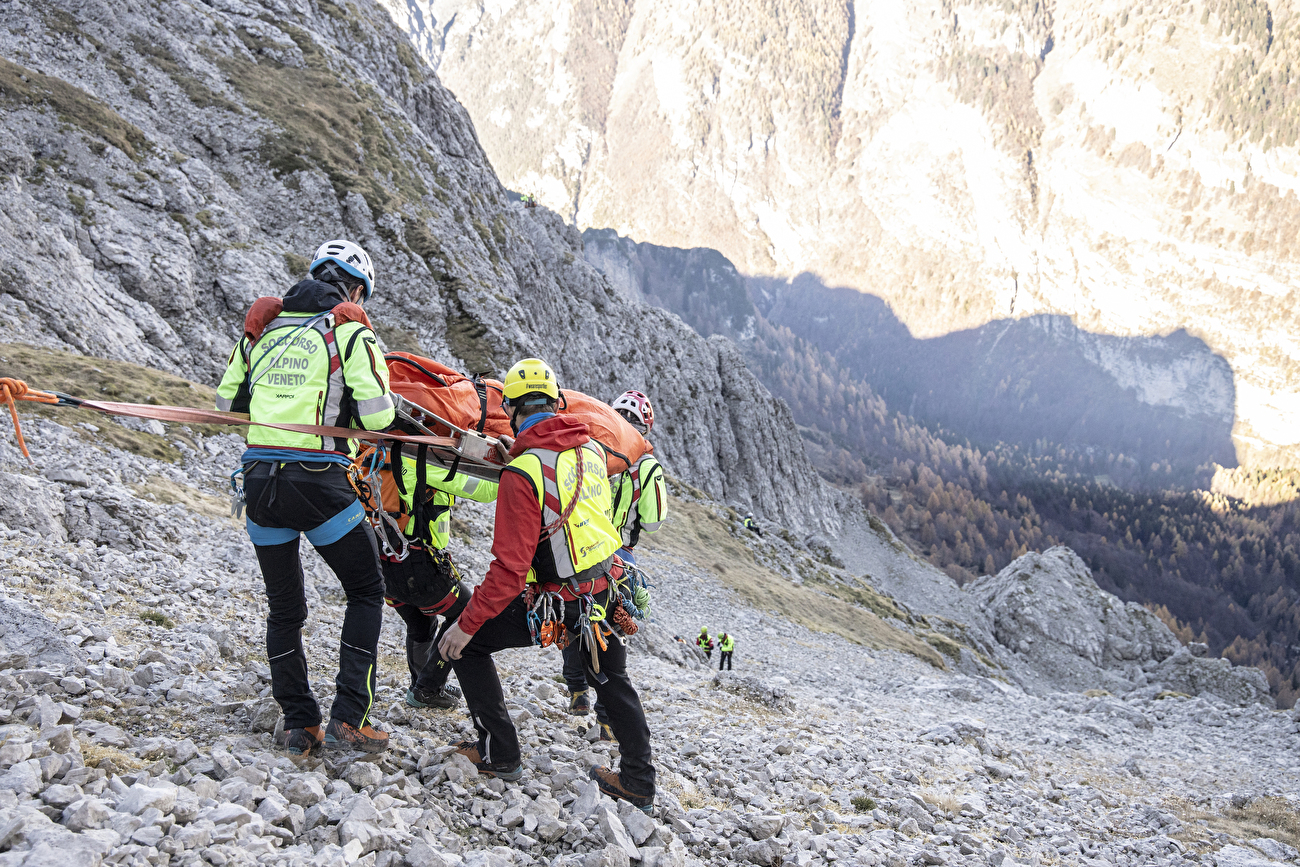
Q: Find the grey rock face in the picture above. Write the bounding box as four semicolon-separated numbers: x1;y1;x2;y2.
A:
0;599;82;669
0;0;835;534
969;547;1270;704
0;473;66;541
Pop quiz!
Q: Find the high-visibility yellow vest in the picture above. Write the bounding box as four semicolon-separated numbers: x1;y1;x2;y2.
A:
508;441;621;584
610;454;667;548
217;311;392;454
720;634;735;652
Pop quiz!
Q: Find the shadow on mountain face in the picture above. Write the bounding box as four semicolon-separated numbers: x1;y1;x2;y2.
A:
751;274;1239;482
582;228;1238;486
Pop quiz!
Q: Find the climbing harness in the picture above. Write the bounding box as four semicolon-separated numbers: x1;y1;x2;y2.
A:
526;587;568;649
347;444;409;561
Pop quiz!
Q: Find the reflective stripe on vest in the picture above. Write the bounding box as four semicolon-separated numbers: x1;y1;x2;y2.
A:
513;441;621;581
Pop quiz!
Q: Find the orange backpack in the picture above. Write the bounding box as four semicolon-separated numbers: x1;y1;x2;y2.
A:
383;353;651;475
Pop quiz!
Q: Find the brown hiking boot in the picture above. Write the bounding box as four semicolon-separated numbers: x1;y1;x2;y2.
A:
590;765;653;813
277;725;323;756
324;718;389;753
452;740;523;781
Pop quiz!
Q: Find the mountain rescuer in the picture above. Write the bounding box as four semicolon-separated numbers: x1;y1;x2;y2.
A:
381;452;498;711
697;626;714;660
217;239;394;755
437;358;657;811
744;512;763;536
564;389;667;735
718;631;735;670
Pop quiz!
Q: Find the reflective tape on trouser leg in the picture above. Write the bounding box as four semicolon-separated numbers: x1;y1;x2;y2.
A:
334;641;377;728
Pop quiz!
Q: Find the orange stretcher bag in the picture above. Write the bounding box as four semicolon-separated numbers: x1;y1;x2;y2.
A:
383;353;651;474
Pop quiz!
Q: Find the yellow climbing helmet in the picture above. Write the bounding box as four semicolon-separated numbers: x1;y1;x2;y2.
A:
502;357;559;402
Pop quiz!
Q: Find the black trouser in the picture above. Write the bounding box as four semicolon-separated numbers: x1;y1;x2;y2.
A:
388;579;469;693
451;587;655;795
719;650;733;670
562;641;611;726
700;646;713;660
245;461;385;730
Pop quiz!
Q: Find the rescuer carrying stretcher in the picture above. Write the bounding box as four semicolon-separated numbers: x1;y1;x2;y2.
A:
437;358;657;811
217;239;394;755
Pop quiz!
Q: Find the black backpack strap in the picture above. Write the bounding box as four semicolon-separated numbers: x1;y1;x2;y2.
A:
472;373;489;433
413;443;430;544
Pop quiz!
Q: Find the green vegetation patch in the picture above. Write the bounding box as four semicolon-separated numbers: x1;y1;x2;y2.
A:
218;25;426;213
0;343;227;463
128;36;240;112
644;500;947;668
140;610;175;628
0;57;148;161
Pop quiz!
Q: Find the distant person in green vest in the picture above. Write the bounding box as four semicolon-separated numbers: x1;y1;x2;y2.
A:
380;452;498;711
744;512;763;536
718;632;735;670
216;238;394;755
697;626;715;660
564;389;667;735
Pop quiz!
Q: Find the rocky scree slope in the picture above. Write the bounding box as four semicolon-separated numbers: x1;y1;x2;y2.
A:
387;0;1300;468
0;399;1298;867
0;0;833;534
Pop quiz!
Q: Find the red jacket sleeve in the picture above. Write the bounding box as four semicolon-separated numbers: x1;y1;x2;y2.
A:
456;469;540;635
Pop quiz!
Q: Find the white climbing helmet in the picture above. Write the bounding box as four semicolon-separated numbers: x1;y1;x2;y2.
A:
309;239;375;300
611;389;654;433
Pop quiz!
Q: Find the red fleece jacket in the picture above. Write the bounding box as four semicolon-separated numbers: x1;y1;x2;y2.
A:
457;415;596;635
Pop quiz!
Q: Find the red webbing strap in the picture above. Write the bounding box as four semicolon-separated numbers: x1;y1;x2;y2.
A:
74;399;505;463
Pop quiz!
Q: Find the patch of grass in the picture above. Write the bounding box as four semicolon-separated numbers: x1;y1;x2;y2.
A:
643;501;947;668
67;190;89;221
1083;689;1111;698
438;279;495;374
128;36;239;113
283;251;310;277
0;342;228;462
921;790;962;816
1156;690;1191;700
195;209;214;228
218;24;426;213
373;323;424;354
851;795;876;812
1171;795;1300;852
0;57;148;160
80;741;144;772
130;476;233;521
140;610;175;628
922;631;964;662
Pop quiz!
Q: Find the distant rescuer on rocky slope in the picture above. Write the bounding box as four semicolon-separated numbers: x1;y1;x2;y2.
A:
438;357;658;812
216;239;395;756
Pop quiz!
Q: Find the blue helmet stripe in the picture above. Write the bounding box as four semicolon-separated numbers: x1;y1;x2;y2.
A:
309;256;373;298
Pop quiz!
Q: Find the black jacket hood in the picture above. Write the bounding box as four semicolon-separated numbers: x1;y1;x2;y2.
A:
282;279;350;313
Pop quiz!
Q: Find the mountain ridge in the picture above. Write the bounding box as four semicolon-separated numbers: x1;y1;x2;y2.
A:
385;0;1300;469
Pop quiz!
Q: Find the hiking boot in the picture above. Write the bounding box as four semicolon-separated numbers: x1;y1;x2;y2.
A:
598;722;617;743
276;725;323;756
452;740;523;781
568;689;592;715
324;718;389;753
407;686;460;709
590;766;653;813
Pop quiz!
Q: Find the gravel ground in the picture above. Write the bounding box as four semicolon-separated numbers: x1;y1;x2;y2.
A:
0;418;1297;867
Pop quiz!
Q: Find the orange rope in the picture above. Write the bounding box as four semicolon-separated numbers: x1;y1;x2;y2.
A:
0;378;60;464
